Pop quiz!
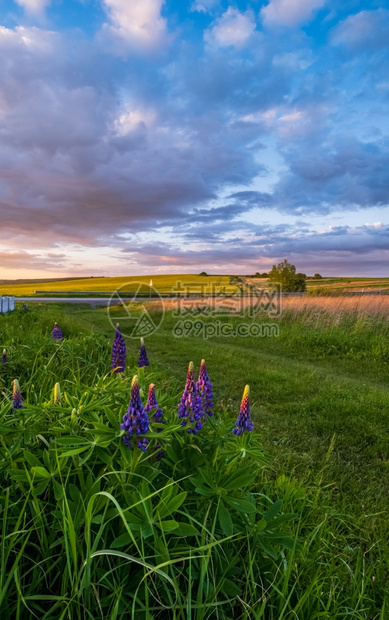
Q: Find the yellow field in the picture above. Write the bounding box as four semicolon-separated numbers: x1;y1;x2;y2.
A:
0;274;236;296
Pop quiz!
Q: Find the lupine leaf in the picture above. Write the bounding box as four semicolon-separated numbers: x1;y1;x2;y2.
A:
224;497;256;514
218;501;233;537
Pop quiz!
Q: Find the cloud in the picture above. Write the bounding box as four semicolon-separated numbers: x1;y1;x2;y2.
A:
100;0;167;52
260;0;327;28
0;250;66;271
191;0;219;14
331;9;389;52
14;0;51;15
205;8;256;48
0;3;388;277
273;137;389;214
116;222;389;277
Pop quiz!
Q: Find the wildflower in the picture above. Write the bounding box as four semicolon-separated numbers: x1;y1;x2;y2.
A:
145;383;164;459
53;382;61;405
233;385;254;435
1;349;6;364
138;337;149;367
52;322;63;341
178;361;203;434
111;323;126;373
196;359;214;417
121;375;149;451
12;379;23;410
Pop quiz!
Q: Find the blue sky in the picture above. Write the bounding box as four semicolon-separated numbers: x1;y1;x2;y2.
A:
0;0;388;277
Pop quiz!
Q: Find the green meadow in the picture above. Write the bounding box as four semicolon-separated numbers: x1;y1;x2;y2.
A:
0;301;388;618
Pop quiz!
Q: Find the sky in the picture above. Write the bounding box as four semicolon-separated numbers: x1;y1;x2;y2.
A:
0;0;388;278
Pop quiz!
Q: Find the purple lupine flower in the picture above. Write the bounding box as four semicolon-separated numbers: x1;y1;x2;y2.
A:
178;361;203;434
196;359;214;418
121;375;149;451
111;323;126;373
1;349;6;364
52;322;63;341
145;383;164;459
12;379;23;410
233;385;254;435
138;337;149;367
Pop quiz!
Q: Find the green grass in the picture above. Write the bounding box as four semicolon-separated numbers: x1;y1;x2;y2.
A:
0;302;388;618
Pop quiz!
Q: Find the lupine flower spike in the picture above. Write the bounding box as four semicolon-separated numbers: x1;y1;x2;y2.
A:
233;385;254;435
1;349;6;364
178;361;203;434
12;379;23;410
138;337;149;367
111;323;126;373
145;383;164;459
53;382;61;405
121;375;149;451
52;322;63;341
196;359;214;418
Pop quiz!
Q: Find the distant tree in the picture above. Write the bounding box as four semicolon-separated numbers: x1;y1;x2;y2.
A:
268;260;306;292
313;273;322;279
199;271;208;276
295;273;307;292
254;272;268;278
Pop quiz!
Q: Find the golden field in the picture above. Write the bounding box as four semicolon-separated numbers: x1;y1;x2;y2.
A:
0;274;236;296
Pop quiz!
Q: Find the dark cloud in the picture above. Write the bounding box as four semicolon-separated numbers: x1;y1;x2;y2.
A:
116;223;389;277
273;137;389;214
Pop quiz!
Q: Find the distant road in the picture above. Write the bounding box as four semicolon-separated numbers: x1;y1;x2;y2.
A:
18;297;124;306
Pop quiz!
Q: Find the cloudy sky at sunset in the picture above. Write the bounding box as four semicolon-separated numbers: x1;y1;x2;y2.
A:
0;0;388;278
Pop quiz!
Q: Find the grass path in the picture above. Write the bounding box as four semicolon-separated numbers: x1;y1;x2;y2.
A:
66;304;389;517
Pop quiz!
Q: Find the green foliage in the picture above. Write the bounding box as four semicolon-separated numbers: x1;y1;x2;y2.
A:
0;307;296;618
268;259;307;292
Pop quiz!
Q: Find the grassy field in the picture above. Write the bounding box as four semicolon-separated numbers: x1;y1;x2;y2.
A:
2;273;389;297
0;274;235;297
0;300;388;617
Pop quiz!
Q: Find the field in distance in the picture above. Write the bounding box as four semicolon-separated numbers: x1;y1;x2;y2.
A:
246;275;389;293
2;274;389;297
0;274;236;296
